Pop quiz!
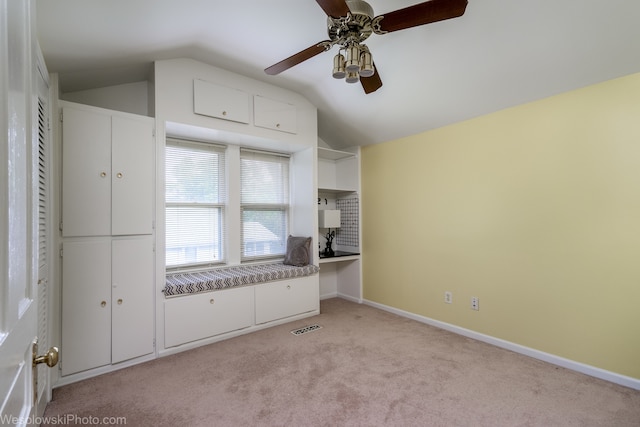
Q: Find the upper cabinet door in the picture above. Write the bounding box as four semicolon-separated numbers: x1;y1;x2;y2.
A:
253;95;297;134
62;106;112;237
112;115;154;235
193;79;250;124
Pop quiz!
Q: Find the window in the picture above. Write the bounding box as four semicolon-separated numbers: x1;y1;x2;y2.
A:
240;148;290;261
165;139;225;268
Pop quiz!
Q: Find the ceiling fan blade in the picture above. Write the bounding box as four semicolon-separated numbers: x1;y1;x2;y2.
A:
316;0;350;18
377;0;468;33
360;66;382;94
265;42;330;75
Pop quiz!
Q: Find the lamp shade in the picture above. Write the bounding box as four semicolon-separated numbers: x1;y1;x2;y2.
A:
318;210;341;228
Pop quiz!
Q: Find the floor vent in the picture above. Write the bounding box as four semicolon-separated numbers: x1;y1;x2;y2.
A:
290;324;322;336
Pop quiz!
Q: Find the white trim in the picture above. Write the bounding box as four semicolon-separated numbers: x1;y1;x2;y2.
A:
362;298;640;391
337;292;361;304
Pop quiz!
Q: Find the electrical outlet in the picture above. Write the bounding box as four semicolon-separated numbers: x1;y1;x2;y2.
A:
471;297;479;310
444;291;452;304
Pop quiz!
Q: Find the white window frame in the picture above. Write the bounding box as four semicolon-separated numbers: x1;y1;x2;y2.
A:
240;148;290;262
165;138;226;270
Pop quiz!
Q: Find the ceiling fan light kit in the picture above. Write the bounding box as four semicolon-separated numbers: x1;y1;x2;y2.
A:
332;53;346;78
265;0;469;94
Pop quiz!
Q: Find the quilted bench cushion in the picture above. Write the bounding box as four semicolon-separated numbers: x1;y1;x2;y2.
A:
164;262;320;297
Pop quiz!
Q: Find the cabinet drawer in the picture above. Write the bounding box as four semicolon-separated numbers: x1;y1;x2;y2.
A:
164;286;253;348
193;79;250;124
253;95;297;134
255;276;319;324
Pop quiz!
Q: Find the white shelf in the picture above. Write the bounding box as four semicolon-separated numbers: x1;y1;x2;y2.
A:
319;255;360;264
318;187;357;196
318;147;356;161
317;145;361;302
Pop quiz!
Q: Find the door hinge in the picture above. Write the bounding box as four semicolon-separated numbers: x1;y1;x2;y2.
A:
59;221;63;231
59;110;63;123
59;248;63;258
152;128;156;137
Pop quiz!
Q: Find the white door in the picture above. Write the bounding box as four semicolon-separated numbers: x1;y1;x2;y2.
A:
0;0;57;424
34;55;54;418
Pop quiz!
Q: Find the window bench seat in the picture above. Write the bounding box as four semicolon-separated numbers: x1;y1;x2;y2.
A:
163;262;320;297
161;262;321;352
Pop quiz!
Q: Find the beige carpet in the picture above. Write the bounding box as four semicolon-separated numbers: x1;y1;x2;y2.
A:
43;298;640;426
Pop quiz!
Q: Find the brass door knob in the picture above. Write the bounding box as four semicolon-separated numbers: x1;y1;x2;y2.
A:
33;346;59;368
101;301;106;307
117;299;123;305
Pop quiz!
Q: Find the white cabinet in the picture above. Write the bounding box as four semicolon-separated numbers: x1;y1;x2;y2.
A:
164;286;253;348
61;237;154;376
255;276;319;324
193;79;250;124
62;102;154;237
60;101;155;379
253;95;297;134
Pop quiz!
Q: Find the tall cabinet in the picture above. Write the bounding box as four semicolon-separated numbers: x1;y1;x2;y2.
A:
317;146;362;302
60;101;155;377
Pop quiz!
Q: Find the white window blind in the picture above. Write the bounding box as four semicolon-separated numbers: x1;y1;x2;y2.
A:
240;148;290;261
165;139;226;268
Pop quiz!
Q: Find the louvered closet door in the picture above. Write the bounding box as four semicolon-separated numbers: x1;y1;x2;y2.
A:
36;89;51;406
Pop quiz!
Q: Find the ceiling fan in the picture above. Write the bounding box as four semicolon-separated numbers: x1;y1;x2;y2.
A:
264;0;469;94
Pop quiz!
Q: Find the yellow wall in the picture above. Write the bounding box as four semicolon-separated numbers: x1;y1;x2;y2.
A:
361;73;640;379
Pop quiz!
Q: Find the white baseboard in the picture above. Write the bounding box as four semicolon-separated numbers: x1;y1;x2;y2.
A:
320;291;338;300
363;299;640;391
336;292;362;304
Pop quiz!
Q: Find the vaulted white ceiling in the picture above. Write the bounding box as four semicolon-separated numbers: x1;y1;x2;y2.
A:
36;0;640;148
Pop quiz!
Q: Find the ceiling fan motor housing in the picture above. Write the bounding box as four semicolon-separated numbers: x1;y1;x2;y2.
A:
327;0;375;45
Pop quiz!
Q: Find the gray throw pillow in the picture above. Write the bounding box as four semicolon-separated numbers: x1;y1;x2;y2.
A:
283;235;312;266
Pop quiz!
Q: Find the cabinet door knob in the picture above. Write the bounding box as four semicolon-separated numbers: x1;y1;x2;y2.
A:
100;301;107;307
276;123;281;128
117;299;123;305
286;285;291;290
222;111;227;116
210;298;215;304
100;172;107;178
116;172;123;178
